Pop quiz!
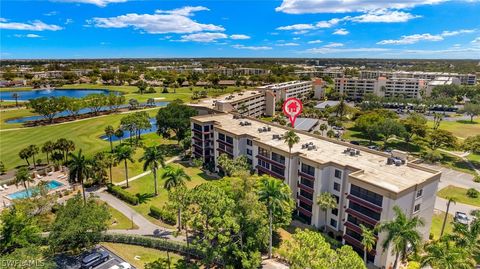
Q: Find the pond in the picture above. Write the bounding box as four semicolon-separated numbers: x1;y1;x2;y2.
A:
5;101;169;124
100;117;158;141
0;88;117;101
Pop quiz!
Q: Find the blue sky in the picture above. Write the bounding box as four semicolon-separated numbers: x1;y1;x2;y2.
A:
1;0;480;59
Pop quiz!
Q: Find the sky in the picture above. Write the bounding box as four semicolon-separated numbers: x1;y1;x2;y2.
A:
1;0;480;59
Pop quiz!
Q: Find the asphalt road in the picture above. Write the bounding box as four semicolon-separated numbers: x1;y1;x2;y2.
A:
54;246;135;269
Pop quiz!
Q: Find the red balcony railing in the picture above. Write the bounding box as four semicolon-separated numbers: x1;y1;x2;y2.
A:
347;194;382;213
345;208;379;226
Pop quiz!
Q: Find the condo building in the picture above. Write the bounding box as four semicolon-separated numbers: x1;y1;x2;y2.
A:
335;77;426;99
191;113;441;269
359;70;476;85
257;80;314;101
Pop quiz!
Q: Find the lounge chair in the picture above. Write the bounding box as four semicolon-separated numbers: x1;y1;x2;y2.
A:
0;186;4;191
2;184;8;189
36;174;43;179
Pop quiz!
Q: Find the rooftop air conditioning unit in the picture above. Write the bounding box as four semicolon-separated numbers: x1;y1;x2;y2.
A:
273;134;279;140
308;145;315;150
267;127;271;131
239;122;245;126
349;151;356;156
258;128;263;133
355;150;360;155
301;144;307;149
387;157;394;165
394;159;402;166
262;127;268;132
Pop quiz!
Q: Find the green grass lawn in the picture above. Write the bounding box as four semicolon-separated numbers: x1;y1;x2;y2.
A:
0;108;38;129
427;119;480;139
467;153;480;170
439;152;478;176
123;162;215;228
101;242;183;269
0;108;163;170
437;185;480;207
105;203;139;230
430;211;453;240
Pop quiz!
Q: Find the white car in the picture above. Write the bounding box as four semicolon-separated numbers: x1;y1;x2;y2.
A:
454;212;469;225
109;262;132;269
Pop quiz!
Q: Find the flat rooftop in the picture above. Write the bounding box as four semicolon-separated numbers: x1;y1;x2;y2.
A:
257;80;310;90
192;113;439;194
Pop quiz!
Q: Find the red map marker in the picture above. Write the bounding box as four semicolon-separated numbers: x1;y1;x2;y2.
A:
282;97;303;128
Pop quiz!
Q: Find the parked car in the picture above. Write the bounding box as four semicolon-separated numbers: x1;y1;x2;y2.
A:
109;262;132;269
367;145;379;150
454;212;469;225
350;141;360;145
81;250;110;269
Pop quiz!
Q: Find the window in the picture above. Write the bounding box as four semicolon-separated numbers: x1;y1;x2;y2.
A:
204;125;210;132
349;202;381;221
271;165;285;177
258;147;269;158
416;189;423;198
334;169;342;179
330;218;337;228
300;177;314;188
333;182;340;191
299;189;313;201
247;139;252;146
299;201;312;212
331;208;338;216
246;149;252;156
193;123;202;131
334;195;339;204
414;204;421;213
226;136;233;145
301;163;315;177
271;152;285;164
258;159;270;169
219;133;225;141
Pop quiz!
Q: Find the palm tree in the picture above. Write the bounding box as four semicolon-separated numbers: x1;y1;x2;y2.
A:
316;192;337;232
283;130;300;185
139;146;165;196
376;205;425;269
27;145;39;168
162;165;191;231
67;149;91;204
14;167;33;197
11;92;19;107
440;197;456;237
113;145;135;188
360;224;376;265
104;125;115;152
19;148;32;167
258;176;292;259
421;240;474;269
41;141;55;164
115;129;124;144
104;152;115;184
448;218;480;260
319;123;328;136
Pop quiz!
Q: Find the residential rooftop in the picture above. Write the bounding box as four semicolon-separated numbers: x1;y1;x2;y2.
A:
192;113;440;194
257;80;310;90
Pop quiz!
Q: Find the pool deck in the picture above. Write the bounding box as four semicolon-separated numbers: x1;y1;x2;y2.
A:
0;170;71;210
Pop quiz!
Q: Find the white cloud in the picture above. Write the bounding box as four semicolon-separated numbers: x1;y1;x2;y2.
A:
306;47;390;54
324;42;344;48
293;37;301;40
232;44;272;50
179;32;228;42
307;40;322;44
378;29;475;45
155;6;210;16
0;19;62;31
65;19;74;24
276;23;315;31
293;30;309;35
333;28;349;35
316;18;342;28
90;7;224;34
277;42;300;46
14;33;42;38
44;11;58;16
472;37;480;45
230;34;250;40
276;0;447;14
53;0;128;7
350;9;421;23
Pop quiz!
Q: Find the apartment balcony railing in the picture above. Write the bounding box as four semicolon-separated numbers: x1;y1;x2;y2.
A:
297;206;312;217
298;170;315;180
217;148;233;157
297;182;314;194
345;208;379;227
347;194;382;213
256;154;285;168
216;139;233;147
192;128;210;135
256;165;285;180
297;194;313;206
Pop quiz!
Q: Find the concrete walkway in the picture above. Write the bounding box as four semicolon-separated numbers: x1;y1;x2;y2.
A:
114;156;180;187
438;149;480;176
435;197;478;220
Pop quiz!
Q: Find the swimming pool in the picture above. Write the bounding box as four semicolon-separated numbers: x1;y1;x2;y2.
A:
7;180;64;199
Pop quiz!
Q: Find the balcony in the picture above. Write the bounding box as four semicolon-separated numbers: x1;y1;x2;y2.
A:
256;165;285;180
216;139;233;147
297;182;314;194
297;206;312;217
297;194;313;205
343;232;377;256
217;148;233;157
345;208;379;226
256;154;285;168
347;194;382;213
193;143;203;149
192;128;210;135
298;170;315;180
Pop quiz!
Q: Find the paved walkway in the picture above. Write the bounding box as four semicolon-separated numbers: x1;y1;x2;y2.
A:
114;156;180;186
438;149;480;176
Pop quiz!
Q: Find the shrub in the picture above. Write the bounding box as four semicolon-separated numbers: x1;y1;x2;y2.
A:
150;206;176;225
422;150;442;163
406;261;420;269
467;188;479;198
474;175;480;183
107;184;139;205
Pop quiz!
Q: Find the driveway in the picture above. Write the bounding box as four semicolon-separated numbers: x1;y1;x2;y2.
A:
54;246;135;269
435;197;478;221
420;163;478;190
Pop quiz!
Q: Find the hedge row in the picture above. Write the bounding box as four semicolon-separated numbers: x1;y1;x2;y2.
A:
150;206;177;225
107;184;139;205
101;233;202;258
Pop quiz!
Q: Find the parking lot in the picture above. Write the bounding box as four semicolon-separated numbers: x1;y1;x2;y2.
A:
54;246;136;269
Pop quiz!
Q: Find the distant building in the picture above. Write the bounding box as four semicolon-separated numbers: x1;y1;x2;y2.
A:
335;77;426;100
359;70;476;85
257;80;314;101
425;76;461;97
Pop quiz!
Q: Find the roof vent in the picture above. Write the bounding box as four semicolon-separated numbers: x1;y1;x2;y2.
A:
272;134;280;140
239;122;245;126
258;128;263;133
